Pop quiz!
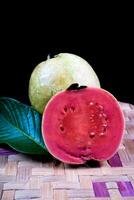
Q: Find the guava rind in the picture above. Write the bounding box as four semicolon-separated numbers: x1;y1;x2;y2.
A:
29;53;100;113
42;87;125;164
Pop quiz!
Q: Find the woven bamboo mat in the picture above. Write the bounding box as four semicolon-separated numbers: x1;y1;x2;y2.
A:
0;102;134;200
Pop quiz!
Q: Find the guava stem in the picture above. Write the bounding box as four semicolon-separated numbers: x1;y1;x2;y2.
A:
47;54;51;60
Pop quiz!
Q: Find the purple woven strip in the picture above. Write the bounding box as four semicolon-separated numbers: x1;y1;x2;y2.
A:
93;182;110;197
117;181;134;196
108;152;122;167
0;147;17;155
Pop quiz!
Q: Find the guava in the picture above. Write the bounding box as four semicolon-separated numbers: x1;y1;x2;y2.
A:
42;84;125;164
29;53;100;113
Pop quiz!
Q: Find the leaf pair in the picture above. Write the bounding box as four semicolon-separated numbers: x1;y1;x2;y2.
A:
0;97;48;154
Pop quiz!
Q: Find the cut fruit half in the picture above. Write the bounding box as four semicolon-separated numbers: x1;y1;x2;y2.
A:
42;84;125;164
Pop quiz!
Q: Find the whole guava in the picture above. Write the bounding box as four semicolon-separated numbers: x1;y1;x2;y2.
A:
29;53;100;113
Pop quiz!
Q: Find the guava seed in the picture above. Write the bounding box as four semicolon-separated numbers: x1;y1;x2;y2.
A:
89;101;94;106
103;123;107;127
99;113;103;118
70;106;75;112
99;132;105;136
64;107;67;112
59;124;64;132
98;105;104;111
89;132;96;138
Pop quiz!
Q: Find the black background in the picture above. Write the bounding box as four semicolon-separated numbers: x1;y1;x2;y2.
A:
0;3;133;105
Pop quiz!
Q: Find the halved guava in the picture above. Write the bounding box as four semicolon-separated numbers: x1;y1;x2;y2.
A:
42;84;125;164
29;53;100;113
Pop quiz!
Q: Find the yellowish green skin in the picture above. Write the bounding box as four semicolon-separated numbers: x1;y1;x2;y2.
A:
29;53;100;113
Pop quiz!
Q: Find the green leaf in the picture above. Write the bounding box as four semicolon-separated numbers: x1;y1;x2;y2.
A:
0;97;48;154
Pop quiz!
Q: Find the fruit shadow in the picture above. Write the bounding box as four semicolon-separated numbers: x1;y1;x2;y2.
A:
23;154;101;168
0;144;102;168
32;155;101;168
63;160;101;169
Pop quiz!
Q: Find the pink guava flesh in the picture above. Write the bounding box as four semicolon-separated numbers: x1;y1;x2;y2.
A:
42;87;125;164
